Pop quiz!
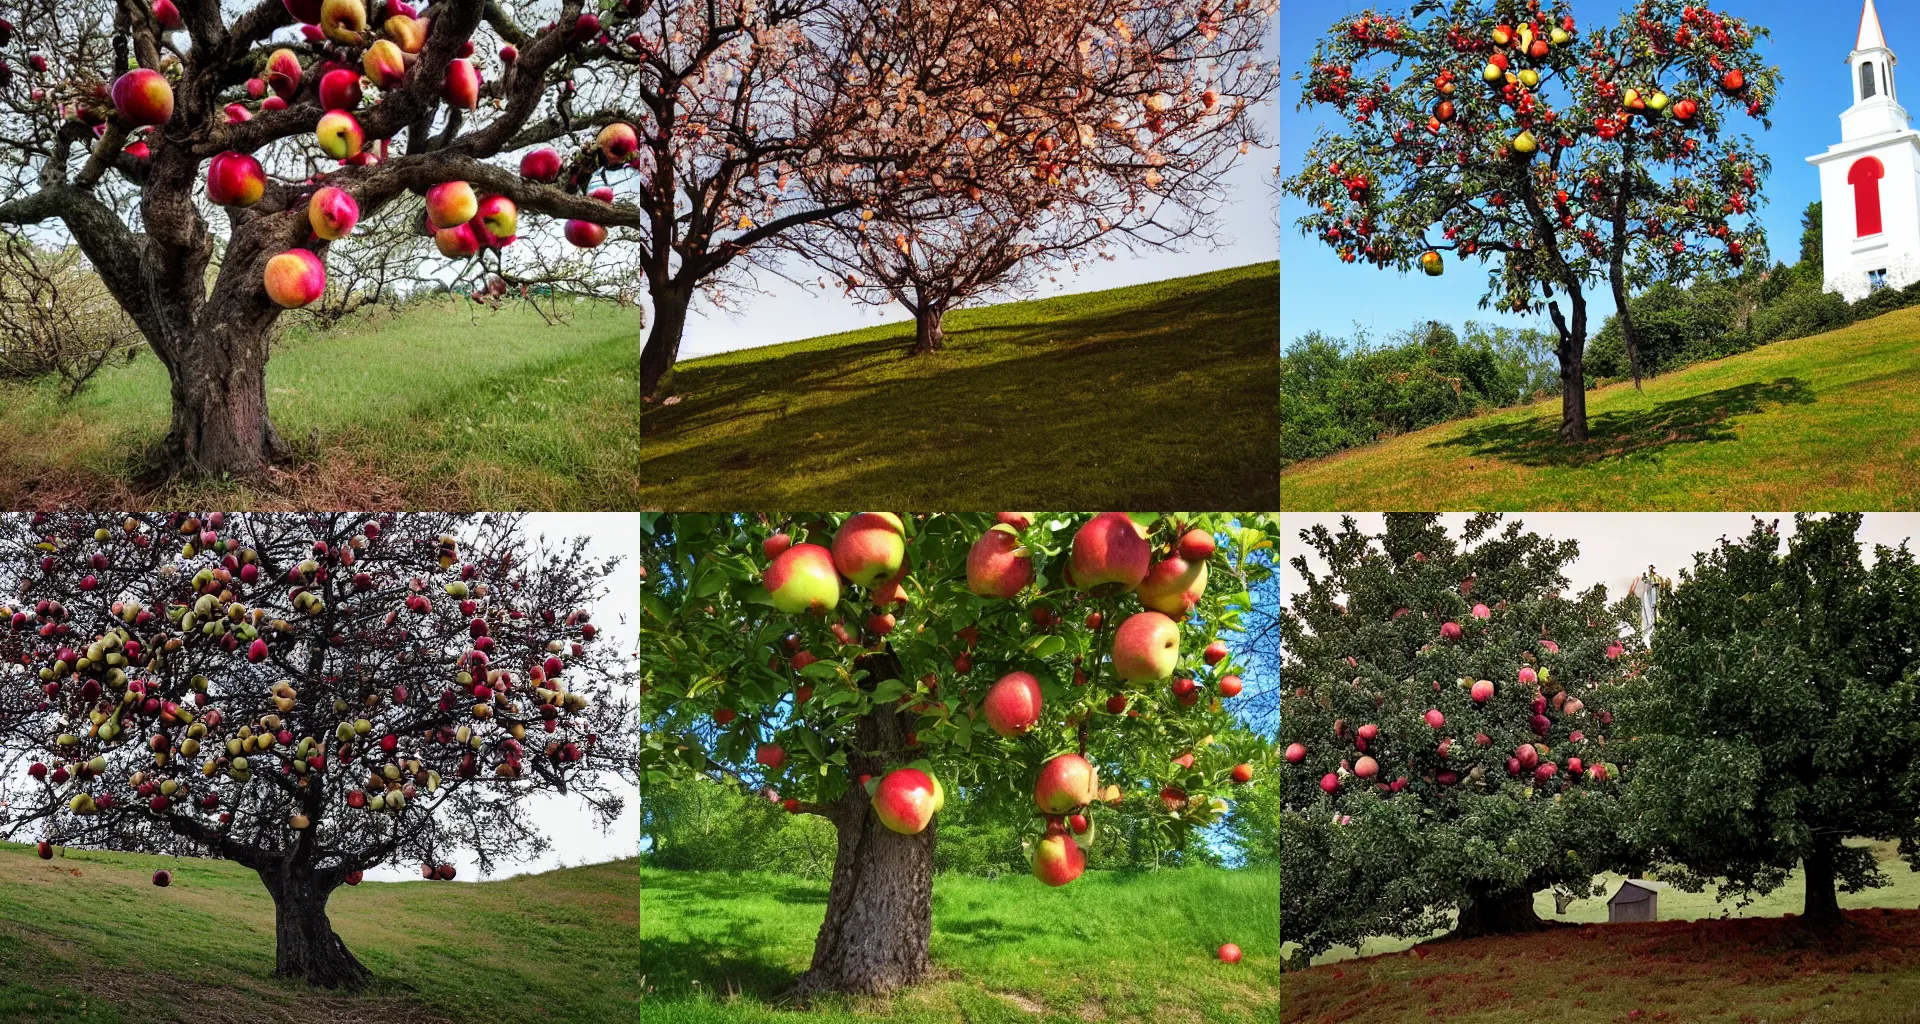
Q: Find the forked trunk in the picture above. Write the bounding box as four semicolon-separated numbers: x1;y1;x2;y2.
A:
1802;839;1844;928
640;285;691;399
911;304;946;355
261;871;369;990
1452;887;1551;939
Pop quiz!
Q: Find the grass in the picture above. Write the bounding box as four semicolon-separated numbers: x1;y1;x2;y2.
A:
0;298;640;509
1280;304;1920;509
0;840;639;1024
641;865;1279;1024
638;264;1279;509
1286;841;1920;1023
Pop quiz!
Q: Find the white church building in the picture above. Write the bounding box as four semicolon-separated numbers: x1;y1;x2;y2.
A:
1808;0;1920;301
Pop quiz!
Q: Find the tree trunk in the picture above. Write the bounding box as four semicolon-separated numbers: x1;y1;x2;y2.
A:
789;789;936;995
1452;887;1551;938
1558;340;1589;443
1802;839;1843;928
261;871;369;990
911;304;946;355
640;285;690;399
154;319;287;478
790;652;934;996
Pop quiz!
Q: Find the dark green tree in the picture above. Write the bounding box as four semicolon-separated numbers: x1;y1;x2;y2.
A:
1623;513;1920;928
1280;513;1638;960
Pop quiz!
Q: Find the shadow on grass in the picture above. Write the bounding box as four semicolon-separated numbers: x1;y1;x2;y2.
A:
1434;377;1817;467
640;935;803;1003
642;268;1279;506
643;871;829;906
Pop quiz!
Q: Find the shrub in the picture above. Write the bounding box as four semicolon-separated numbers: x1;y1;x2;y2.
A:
0;236;141;397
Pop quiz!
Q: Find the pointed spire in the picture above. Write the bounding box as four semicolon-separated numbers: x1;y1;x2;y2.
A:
1859;0;1887;51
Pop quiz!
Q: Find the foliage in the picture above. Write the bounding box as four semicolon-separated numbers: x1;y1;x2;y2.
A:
1286;0;1777;439
639;512;1275;871
1279;513;1640;959
1622;514;1920;923
0;236;140;398
642;774;838;879
1281;320;1559;465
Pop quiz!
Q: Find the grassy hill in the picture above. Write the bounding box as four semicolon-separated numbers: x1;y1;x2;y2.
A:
642;865;1279;1023
1286;843;1920;1023
638;264;1279;509
1281;304;1920;509
0;298;640;509
0;841;639;1024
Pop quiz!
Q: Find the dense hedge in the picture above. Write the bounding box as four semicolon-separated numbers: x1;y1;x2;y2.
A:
1281;321;1559;467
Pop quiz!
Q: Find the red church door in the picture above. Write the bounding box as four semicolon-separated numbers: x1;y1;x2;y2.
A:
1850;156;1885;237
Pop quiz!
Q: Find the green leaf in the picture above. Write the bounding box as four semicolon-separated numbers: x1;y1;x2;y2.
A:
797;728;826;763
1025;634;1066;659
871;678;910;704
799;660;844;680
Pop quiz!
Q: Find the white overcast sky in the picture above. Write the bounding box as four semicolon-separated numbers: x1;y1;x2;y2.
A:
1280;514;1920;610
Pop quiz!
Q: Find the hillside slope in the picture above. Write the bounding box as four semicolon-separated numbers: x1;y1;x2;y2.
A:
639;263;1279;508
0;841;639;1024
1281;304;1920;509
643;865;1279;1024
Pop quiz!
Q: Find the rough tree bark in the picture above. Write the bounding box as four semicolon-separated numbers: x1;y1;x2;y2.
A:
789;650;935;997
641;284;691;399
259;870;369;990
911;303;947;355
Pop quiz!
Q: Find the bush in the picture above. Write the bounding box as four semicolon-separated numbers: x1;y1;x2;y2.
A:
1749;285;1852;343
641;777;838;878
0;236;142;397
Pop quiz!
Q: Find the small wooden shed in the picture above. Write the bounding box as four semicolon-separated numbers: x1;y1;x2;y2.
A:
1608;879;1665;923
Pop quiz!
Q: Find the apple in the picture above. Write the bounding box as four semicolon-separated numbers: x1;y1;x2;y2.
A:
782;797;801;814
1674;97;1698;121
246;637;270;662
435;223;479;258
565;220;608;248
521;147;564;182
1217;674;1242;698
318;68;363;110
1172;751;1195;769
1204;640;1229;665
1353;755;1378;778
426;180;478;229
1420;250;1444;276
265;48;302;99
111;69;172;127
597;122;639;164
442;58;480;109
831;513;905;587
765;543;840;614
873;767;938;834
966;524;1032;598
1034;753;1097;813
1218;943;1242;964
345;871;363;885
319;0;367;43
1071;512;1151;594
1721;69;1745;93
1441;621;1463;640
1177;528;1215;562
308;186;360;240
1112;611;1179;682
762;532;792;559
152;0;183;28
385;13;426;52
1471;603;1491;619
263;249;326;308
153;869;171;887
1511;130;1538;156
983;671;1043;737
206;151;265;207
475;194;518;241
1424;708;1444;728
1231;763;1252;784
1106;693;1127;714
1285;742;1305;763
36;841;52;859
223;103;252;124
1472;679;1494;703
755;743;786;769
1137;556;1207;617
363;39;405;89
315;109;364;159
262;95;288;112
1518;666;1537;684
1030;832;1085;886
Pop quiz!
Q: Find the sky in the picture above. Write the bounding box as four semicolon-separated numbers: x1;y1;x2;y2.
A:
1279;0;1905;347
1279;513;1920;610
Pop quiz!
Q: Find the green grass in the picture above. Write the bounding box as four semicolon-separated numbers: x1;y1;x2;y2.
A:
1281;304;1920;509
641;865;1279;1023
0;840;639;1023
639;264;1279;509
0;298;640;509
1286;842;1920;1023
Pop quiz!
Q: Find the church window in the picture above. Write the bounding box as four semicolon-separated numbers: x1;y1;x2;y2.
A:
1850;156;1886;236
1870;269;1889;292
1864;61;1878;100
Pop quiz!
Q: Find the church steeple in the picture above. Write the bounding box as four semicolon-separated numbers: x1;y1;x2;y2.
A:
1843;0;1906;141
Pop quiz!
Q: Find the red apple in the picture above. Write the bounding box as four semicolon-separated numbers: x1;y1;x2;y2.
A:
362;38;405;88
1203;640;1229;666
1285;742;1305;763
564;219;608;248
1030;832;1085;886
873;767;939;834
111;68;173;127
442;58;480;109
1441;621;1463;640
1105;693;1127;714
866;612;895;636
318;68;362;110
521;147;563;182
983;670;1043;737
765;543;840;614
1112;611;1179;681
831;513;905;588
1070;512;1150;594
596;122;639;164
755;743;786;770
426;180;478;229
1217;674;1242;698
1034;753;1097;813
308;185;360;240
1178;529;1216;562
152;869;171;887
1217;943;1242;964
435;223;480;258
263;249;326;308
265;48;303;99
206;151;265;207
315;109;364;159
762;532;793;559
1137;555;1207;617
966;525;1032;598
37;841;53;859
474;194;518;242
997;512;1032;529
1472;679;1494;703
1231;763;1252;784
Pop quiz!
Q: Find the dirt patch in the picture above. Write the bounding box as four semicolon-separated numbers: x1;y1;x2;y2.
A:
997;990;1048;1013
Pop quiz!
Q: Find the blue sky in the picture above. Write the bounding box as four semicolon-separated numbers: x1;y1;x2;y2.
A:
1279;0;1909;347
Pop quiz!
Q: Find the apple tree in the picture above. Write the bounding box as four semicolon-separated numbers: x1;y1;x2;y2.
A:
1622;514;1920;929
0;512;637;989
639;511;1275;995
0;0;642;478
1280;513;1639;960
1283;0;1777;442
